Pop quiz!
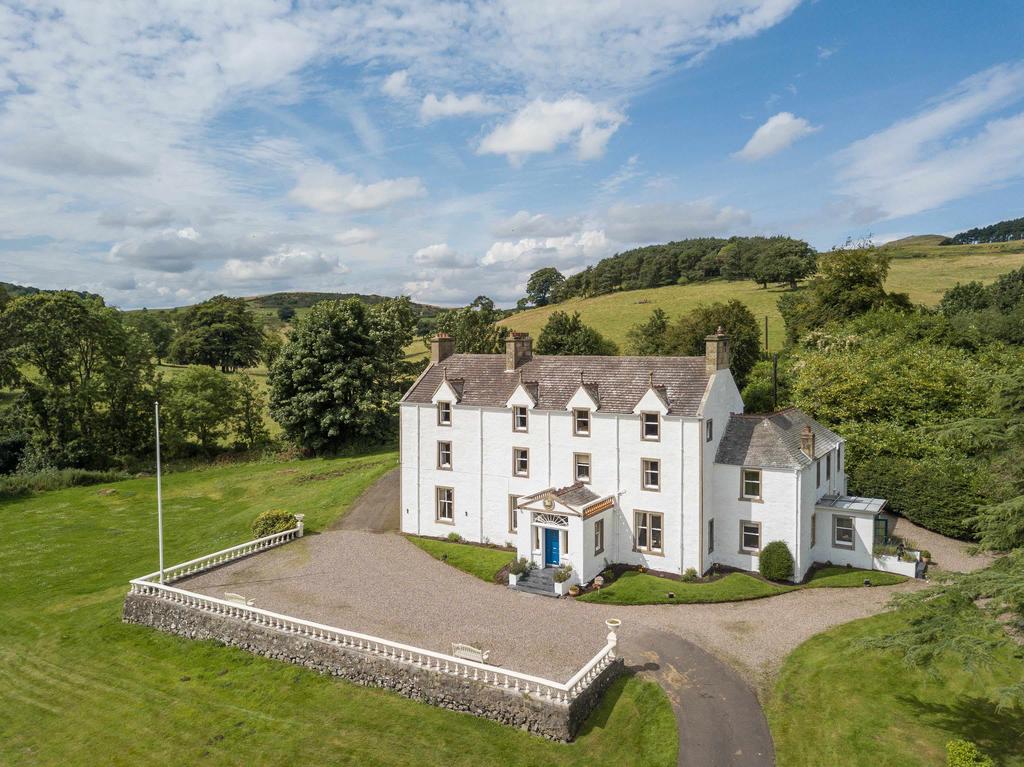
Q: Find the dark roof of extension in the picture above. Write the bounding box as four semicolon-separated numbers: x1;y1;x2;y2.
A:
715;408;842;470
403;354;711;416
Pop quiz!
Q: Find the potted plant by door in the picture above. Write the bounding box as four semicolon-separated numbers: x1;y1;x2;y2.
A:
568;584;581;597
553;564;574;596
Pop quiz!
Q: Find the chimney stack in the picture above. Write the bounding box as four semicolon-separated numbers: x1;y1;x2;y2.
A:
704;326;730;377
800;425;816;458
431;333;455;364
505;332;533;371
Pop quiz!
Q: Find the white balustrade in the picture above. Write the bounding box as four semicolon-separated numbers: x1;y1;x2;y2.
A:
129;576;616;704
135;527;300;584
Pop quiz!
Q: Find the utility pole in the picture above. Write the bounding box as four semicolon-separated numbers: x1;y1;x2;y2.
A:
155;401;164;584
772;353;779;412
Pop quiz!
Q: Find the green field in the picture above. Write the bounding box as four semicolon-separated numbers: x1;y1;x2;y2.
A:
767;609;1024;767
498;241;1024;352
0;453;677;767
405;536;516;582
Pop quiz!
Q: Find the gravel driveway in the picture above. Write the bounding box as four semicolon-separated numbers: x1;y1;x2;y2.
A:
180;527;921;683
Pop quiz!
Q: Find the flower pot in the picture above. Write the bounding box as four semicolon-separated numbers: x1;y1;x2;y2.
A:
568;585;580;597
508;573;518;587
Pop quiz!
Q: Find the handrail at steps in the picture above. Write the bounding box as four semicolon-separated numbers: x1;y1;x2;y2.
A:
134;527;300;583
129;578;616;702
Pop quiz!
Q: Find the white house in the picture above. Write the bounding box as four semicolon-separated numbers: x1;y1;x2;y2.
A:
399;330;893;593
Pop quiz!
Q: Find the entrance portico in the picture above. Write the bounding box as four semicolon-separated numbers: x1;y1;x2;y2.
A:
515;483;618;586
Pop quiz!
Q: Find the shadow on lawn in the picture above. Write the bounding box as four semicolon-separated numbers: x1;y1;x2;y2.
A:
575;673;632;737
898;693;1024;762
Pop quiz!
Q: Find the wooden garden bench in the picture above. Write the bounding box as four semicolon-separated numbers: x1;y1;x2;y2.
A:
451;643;490;664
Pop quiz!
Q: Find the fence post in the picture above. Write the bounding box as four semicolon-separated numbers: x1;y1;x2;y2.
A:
295;514;305;537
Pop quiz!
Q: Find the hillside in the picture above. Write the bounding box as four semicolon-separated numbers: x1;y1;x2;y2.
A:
942;215;1024;245
0;280;102;301
136;291;440;333
498;240;1024;352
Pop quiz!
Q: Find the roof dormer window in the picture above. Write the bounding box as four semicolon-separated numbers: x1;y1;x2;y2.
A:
513;405;528;432
437;401;452;426
641;412;660;441
573;408;591;436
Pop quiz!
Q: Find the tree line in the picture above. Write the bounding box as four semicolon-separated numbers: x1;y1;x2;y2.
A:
516;235;817;309
0;289;421;475
942;215;1024;245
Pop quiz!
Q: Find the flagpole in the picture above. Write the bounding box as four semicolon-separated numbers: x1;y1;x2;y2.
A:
155;401;164;584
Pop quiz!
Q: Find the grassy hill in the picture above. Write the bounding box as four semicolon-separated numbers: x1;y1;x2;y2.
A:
498;240;1024;352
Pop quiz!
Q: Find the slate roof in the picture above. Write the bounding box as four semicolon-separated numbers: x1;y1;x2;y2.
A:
715;408;842;469
520;482;603;509
403;354;711;416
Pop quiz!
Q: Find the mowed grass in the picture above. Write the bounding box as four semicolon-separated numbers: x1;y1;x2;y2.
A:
577;566;905;605
405;536;516;582
803;565;905;589
578;571;788;605
499;241;1024;352
767;609;1024;767
0;452;677;767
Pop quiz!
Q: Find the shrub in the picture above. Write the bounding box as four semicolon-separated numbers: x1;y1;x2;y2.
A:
446;532;462;543
946;739;994;767
759;540;794;581
553;564;573;583
682;567;698;582
0;468;131;500
251;509;297;538
509;557;533;576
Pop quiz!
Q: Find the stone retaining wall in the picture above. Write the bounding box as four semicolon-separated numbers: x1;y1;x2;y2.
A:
123;592;622;741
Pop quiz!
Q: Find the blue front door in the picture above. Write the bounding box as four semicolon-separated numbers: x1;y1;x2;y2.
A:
544;528;560;566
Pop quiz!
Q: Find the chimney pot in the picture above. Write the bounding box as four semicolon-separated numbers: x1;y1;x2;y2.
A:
431;333;455;364
800;425;816;458
505;332;533;371
704;327;730;377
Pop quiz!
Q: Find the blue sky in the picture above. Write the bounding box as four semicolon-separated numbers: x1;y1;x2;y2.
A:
1;1;1023;308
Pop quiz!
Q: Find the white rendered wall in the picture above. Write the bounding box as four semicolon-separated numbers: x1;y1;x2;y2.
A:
709;465;799;575
694;370;745;574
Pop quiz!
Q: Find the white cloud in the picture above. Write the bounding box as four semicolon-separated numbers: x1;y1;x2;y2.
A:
481;230;612;270
289;166;425;213
492;210;583;238
599;154;643;194
836;62;1024;220
604;200;751;242
381;70;412;99
478;97;624;163
412;243;476;268
334;227;378;246
817;45;836;60
110;227;209;273
220;248;348;284
735;112;820;160
420;92;501;121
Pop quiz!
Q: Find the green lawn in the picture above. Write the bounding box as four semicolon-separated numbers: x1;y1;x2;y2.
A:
578;566;905;605
804;565;906;589
767;609;1024;767
0;453;676;766
406;536;516;582
496;240;1024;353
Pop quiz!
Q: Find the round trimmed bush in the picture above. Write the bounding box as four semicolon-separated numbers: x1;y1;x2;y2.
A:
251;509;297;538
759;540;794;581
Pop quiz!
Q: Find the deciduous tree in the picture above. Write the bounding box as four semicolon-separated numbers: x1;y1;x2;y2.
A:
663;300;761;387
535;311;617;355
170;295;264;372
